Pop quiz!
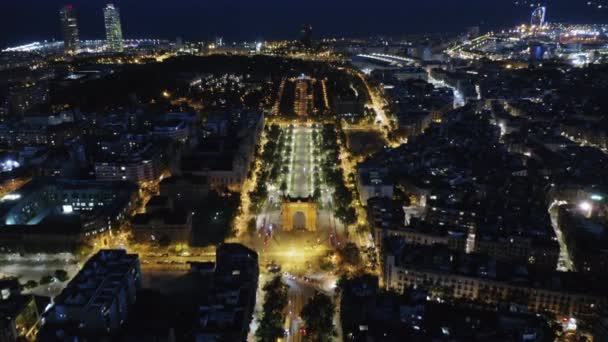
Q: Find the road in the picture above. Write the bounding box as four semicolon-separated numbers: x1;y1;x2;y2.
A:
233;126;269;238
427;72;466;108
287;126;315;198
0;238;217;298
244;124;347;341
283;273;342;342
285;275;311;342
353;71;389;126
548;201;575;271
0;253;81;297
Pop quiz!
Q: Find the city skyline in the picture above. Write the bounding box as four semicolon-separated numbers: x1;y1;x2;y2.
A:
2;1;608;341
1;0;608;46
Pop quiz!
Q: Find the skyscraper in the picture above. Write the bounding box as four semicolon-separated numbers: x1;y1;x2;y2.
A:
59;5;79;55
104;3;124;52
300;24;313;48
531;6;547;27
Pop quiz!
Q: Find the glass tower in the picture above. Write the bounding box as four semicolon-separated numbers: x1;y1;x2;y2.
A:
104;4;124;52
531;6;547;27
60;5;80;55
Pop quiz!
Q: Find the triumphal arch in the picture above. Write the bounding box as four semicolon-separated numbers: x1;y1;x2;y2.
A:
281;196;317;232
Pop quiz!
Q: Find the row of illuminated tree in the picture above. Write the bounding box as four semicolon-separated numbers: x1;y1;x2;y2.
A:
256;276;336;342
318;124;357;226
249;124;283;215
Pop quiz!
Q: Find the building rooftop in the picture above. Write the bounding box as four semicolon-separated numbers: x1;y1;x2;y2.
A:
0;177;137;230
386;240;606;296
53;250;139;310
358;167;392;186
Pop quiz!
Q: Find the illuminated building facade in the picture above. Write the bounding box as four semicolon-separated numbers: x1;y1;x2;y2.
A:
93;142;166;183
59;5;80;55
531;6;547;27
0;279;41;341
103;4;124;52
0;178;138;252
383;242;605;317
281;197;317;232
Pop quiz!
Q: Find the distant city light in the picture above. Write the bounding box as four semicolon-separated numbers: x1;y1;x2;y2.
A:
578;201;593;217
578;201;592;211
1;160;20;172
565;317;578;331
2;42;44;52
2;6;608;339
1;194;21;201
590;194;603;201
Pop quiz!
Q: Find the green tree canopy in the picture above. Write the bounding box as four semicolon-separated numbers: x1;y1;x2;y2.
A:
256;276;289;342
301;292;336;342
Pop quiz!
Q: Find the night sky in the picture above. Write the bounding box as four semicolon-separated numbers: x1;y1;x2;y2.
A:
1;0;606;47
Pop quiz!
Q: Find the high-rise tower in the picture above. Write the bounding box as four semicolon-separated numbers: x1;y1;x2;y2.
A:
104;3;124;52
531;6;547;27
300;25;313;48
60;5;80;55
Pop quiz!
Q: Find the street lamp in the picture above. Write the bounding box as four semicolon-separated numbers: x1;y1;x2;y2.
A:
578;201;592;218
